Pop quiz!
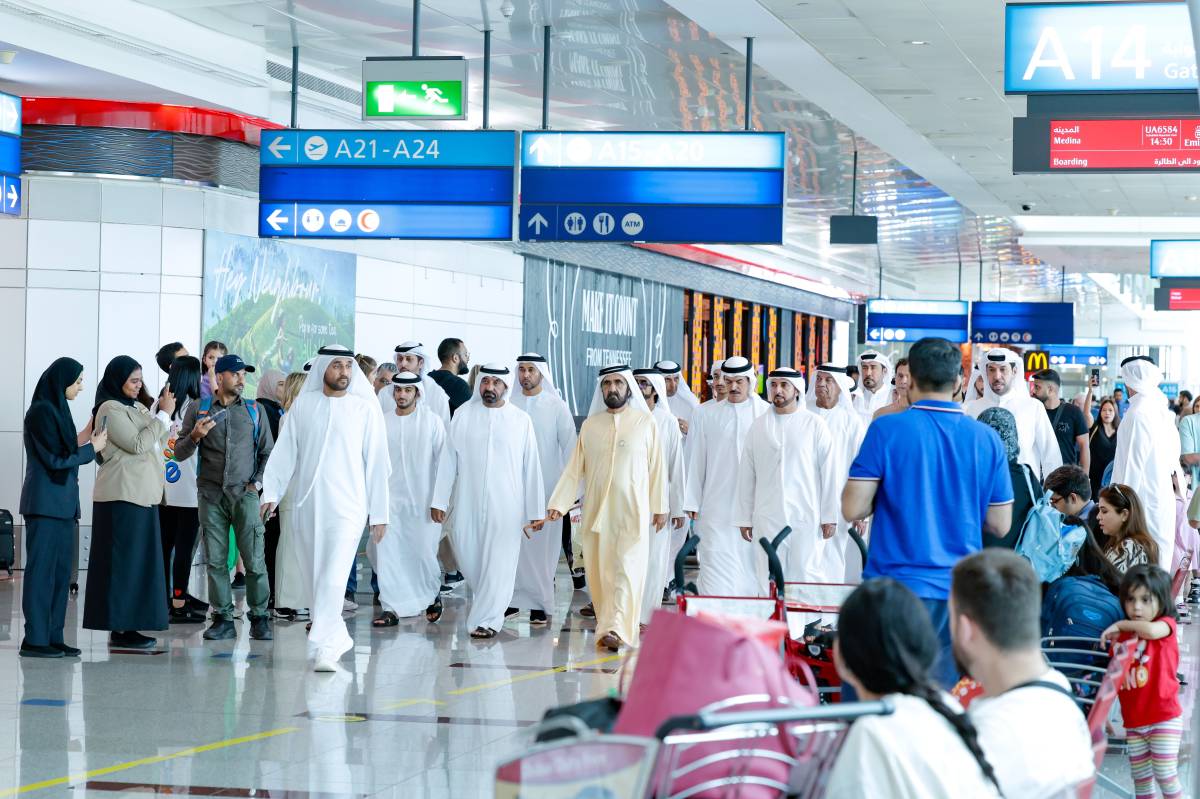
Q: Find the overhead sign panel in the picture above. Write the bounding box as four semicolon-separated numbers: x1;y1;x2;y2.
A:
361;57;467;120
1005;2;1197;93
1155;285;1200;310
1046;337;1109;365
258;129;514;240
518;132;785;244
865;299;970;343
970;301;1074;345
1150;240;1200;277
0;90;20;218
1048;119;1200;171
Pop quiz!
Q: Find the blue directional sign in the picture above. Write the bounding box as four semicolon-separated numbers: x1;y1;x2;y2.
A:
970;302;1074;345
0;90;19;218
258;129;515;240
865;299;969;344
518;132;785;244
1046;337;1109;366
1005;3;1197;93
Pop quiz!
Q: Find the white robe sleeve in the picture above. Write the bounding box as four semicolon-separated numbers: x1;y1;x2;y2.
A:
261;405;298;506
424;417;448;508
814;421;840;527
646;417;668;516
1111;421;1130;484
683;410;708;515
521;415;546;522
556;402;577;475
663;422;687;519
431;417;459;513
362;402;391;526
734;424;758;529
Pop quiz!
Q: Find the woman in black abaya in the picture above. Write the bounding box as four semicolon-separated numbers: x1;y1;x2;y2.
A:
83;356;174;648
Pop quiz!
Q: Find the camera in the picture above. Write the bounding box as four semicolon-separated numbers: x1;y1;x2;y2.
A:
500;0;515;17
1021;203;1035;212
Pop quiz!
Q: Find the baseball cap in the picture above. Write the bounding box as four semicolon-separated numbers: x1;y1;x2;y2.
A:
215;354;256;374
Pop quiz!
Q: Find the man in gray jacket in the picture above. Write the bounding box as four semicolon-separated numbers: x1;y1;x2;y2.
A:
174;354;275;642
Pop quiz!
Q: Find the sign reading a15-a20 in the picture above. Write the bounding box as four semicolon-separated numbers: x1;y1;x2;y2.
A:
1005;2;1197;93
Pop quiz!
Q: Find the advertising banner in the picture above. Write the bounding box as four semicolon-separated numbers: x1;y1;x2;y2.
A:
523;257;684;417
202;231;357;393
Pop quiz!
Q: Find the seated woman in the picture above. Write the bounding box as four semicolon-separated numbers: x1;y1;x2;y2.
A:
1097;483;1159;575
825;578;1001;798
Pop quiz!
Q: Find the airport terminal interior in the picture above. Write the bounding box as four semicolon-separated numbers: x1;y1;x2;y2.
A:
0;0;1199;796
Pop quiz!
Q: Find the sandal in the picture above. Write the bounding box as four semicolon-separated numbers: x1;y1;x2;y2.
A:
372;611;399;628
425;599;443;624
470;626;497;639
579;602;595;619
305;622;312;633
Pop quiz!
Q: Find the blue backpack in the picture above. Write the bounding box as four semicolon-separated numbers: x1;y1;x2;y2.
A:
1041;575;1123;639
1015;467;1086;583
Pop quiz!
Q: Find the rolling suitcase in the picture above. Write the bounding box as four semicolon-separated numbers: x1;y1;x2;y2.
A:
0;510;14;574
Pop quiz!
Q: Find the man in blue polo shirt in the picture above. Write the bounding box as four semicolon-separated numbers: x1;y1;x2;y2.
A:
842;337;1013;687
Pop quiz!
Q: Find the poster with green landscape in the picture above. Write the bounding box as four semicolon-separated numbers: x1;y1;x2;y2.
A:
202;231;356;395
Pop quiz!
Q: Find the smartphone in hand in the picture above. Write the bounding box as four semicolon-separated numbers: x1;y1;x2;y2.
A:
99;416;108;432
1090;369;1100;387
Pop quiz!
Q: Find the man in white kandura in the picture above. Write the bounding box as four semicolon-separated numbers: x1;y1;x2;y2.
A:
965;348;1062;480
379;341;451;427
700;360;728;409
633;368;687;625
369;371;447;629
261;345;390;672
684;356;769;596
509;353;577;627
432;364;544;640
1112;355;1181;570
656;360;699;437
547;366;667;651
737;368;840;584
807;364;868;581
852;350;894;421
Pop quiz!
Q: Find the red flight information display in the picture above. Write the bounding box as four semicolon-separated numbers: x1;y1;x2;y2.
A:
1049;119;1200;170
1165;288;1200;311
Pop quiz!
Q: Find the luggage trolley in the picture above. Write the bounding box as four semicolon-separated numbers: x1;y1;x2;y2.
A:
672;533;787;628
495;698;895;799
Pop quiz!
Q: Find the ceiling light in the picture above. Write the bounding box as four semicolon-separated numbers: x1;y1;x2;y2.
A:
905;40;930;46
1187;195;1199;202
960;96;981;102
0;51;15;65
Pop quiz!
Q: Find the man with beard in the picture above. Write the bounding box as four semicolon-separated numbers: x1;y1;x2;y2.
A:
260;346;390;672
655;360;699;436
873;358;911;420
632;368;686;625
547;366;667;651
368;372;447;628
853;350;893;421
508;353;576;626
806;364;868;581
432;365;544;639
736;368;839;584
965;348;1061;480
429;338;472;415
684;356;769;595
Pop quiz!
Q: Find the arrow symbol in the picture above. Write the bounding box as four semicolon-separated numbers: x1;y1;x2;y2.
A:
5;182;16;207
267;137;292;159
528;213;549;235
528;136;552;163
1;100;15;132
973;332;983;342
266;208;288;232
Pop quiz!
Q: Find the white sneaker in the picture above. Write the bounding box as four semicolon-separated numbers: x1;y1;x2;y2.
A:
343;597;359;612
314;658;338;673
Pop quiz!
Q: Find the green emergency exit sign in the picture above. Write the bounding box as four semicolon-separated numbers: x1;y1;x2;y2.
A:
365;80;464;119
361;57;469;121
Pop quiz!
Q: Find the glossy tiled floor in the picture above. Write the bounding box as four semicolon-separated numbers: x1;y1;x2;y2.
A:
0;559;1194;798
0;562;622;798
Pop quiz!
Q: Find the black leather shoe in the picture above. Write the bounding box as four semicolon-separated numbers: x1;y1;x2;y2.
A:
110;631;156;649
170;606;207;624
50;643;82;657
249;615;272;641
19;642;63;658
203;619;237;641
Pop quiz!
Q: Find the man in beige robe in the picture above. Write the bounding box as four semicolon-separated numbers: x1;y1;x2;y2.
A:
546;365;668;652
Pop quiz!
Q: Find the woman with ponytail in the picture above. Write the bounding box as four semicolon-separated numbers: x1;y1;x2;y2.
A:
826;578;1001;798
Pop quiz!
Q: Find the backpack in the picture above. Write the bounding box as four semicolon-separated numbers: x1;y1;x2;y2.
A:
1015;467;1087;583
1041;575;1123;640
195;397;261;467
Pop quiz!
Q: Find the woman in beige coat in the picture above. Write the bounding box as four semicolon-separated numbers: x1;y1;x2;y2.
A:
84;355;175;649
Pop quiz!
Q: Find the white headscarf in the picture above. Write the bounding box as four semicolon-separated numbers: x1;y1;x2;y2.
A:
512;352;560;406
391;370;423;397
467;363;513;407
857;349;894;411
722;356;767;406
301;345;380;405
806;364;856;413
587;365;651;417
655;359;699;408
967;363;985;402
634;368;674;419
394;341;434;377
980;348;1025;404
766;367;806;396
1121;356;1165;400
